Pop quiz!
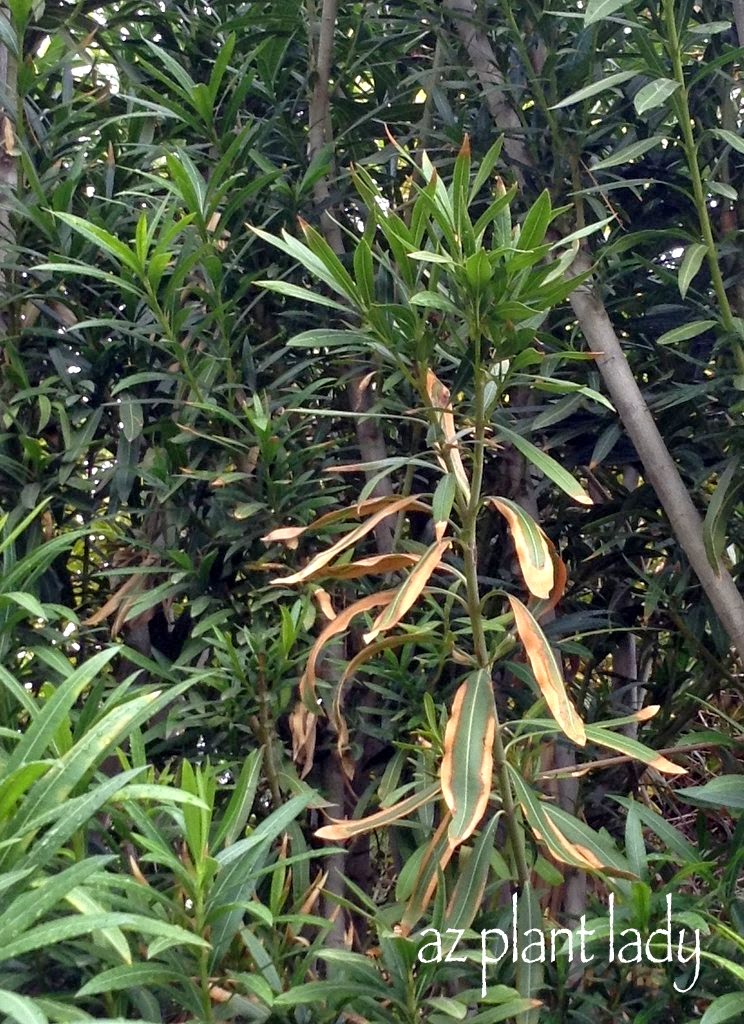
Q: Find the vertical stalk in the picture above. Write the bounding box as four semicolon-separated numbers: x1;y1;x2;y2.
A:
456;332;531;890
663;0;744;372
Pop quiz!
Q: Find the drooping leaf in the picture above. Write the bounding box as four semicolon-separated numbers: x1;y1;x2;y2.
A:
703;458;741;575
488;497;554;599
425;370;471;501
271;495;428;585
495;423;592;505
299;591;397;706
508;596;586;746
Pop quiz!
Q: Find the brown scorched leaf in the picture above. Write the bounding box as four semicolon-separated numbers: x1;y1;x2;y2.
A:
508;595;586;746
440;669;496;849
489;497;553;599
425;370;471;501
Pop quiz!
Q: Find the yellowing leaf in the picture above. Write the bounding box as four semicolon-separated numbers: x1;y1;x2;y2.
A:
271;495;427;586
425;370;471;501
440;669;496;849
508;595;586;746
299;591;397;706
584;725;687;776
315;781;442;841
364;540;450;642
489;497;553;599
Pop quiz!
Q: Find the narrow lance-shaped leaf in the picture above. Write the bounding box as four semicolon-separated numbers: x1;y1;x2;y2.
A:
364;540;450;643
441;669;496;849
584;725;686;775
399;812;455;936
270;495;427;585
425;370;471;501
444;813;499;932
678;242;707;300
315;782;442;840
488;497;554;599
508;596;586;746
496;423;593;505
703;458;741;575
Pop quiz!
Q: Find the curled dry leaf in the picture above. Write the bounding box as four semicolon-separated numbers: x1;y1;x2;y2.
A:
508;595;586;747
271;495;429;586
299;591;397;707
302;552;419;583
289;700;317;779
261;525;307;546
312;587;336;621
424;369;471;501
489;497;554;599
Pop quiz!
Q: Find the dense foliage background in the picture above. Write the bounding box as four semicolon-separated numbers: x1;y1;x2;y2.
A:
0;0;743;1021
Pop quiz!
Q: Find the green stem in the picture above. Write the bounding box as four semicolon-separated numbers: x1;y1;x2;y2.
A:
663;0;744;373
458;332;531;890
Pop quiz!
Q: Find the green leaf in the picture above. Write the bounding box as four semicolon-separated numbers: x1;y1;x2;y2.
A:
469;137;504;203
445;814;499;932
409;290;461;315
551;71;636;109
689;21;732;35
703;458;741;574
119;395;143;443
52;213;139;271
287;329;372;349
5;648;119;775
0;990;48;1024
432;474;457;533
254;279;350;311
495;423;593;504
700;993;744;1024
612;797;699;863
678;243;708;299
518;190;552;251
657;319;717;345
0;913;209;961
34;262;144;296
710;128;744;156
0;591;48;620
633;79;680;116
677;775;744;811
584;0;628;25
77;963;185;997
407;249;454;264
584;724;685;775
591;135;665;171
516;883;542;1024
